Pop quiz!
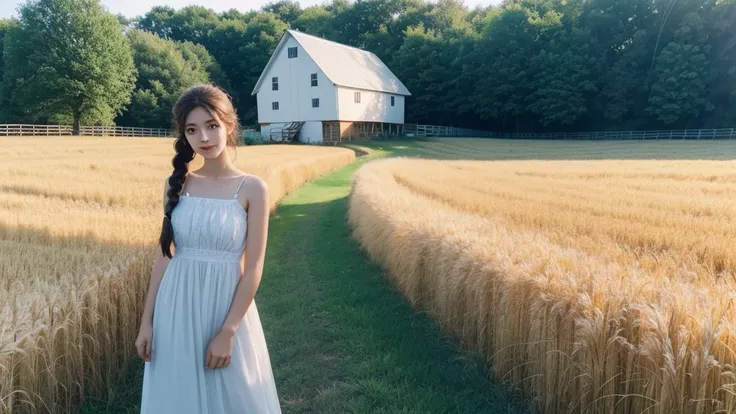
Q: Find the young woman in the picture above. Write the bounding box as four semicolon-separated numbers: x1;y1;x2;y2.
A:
135;84;281;413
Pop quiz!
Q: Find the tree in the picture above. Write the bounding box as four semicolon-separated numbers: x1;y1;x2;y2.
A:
425;0;473;36
136;6;176;39
116;13;137;35
0;18;21;123
3;0;136;133
333;0;406;48
469;6;536;130
0;19;12;80
137;5;219;44
526;27;600;127
292;6;339;39
219;9;257;22
175;40;232;92
703;0;736;127
262;1;302;26
391;25;455;124
647;12;712;126
116;30;210;128
599;29;653;129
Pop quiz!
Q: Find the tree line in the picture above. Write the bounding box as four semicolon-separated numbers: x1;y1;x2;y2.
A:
0;0;734;133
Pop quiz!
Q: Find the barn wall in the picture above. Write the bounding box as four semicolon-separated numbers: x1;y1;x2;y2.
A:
256;36;338;124
299;121;324;143
336;87;405;124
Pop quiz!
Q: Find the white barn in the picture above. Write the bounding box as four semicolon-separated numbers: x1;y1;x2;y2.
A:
251;29;411;143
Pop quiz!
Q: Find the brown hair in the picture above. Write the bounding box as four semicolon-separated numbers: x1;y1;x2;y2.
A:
159;84;241;258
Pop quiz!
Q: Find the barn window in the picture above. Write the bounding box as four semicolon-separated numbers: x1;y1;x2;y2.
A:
272;102;279;110
311;73;318;87
390;96;395;106
312;98;319;108
354;92;361;104
272;77;278;91
288;47;298;58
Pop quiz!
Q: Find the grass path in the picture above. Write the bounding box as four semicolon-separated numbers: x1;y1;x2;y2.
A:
81;141;530;413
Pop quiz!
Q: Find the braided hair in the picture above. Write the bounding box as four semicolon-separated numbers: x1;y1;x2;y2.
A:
159;84;241;258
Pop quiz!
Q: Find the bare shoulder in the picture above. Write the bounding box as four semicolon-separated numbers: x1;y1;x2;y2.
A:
244;174;268;193
237;173;268;210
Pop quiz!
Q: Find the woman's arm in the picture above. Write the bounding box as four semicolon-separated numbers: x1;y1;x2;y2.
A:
219;176;270;336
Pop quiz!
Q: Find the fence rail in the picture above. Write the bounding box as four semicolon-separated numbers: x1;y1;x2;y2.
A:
403;124;493;138
405;124;736;140
0;124;174;137
502;128;736;140
5;123;736;141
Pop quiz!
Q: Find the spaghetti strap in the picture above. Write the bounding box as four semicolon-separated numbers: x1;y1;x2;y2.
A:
233;175;249;199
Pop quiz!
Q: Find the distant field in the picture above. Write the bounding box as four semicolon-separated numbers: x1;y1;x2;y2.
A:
348;138;736;413
382;137;736;160
0;135;355;413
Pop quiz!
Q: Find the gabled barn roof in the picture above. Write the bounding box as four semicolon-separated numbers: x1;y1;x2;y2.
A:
251;29;411;96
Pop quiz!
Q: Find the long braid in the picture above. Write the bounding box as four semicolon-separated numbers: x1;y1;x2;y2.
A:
159;137;195;258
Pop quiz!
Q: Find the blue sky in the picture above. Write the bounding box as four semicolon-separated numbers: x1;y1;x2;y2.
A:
1;0;503;19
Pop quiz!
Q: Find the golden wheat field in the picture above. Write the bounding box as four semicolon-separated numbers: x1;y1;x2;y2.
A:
348;142;736;414
0;135;355;413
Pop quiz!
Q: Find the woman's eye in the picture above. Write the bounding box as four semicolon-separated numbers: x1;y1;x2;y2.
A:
186;128;195;134
208;124;219;129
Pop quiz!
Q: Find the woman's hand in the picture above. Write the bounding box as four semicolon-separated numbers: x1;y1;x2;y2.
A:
135;320;153;362
206;330;234;369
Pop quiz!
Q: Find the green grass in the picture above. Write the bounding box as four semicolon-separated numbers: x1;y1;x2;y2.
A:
260;151;531;413
80;140;531;413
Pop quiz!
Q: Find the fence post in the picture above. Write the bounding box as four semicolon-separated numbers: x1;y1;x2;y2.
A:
698;129;701;140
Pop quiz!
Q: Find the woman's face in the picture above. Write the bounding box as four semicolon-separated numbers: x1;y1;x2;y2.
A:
184;106;229;159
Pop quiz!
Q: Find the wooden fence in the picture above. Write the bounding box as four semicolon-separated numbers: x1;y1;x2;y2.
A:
403;124;493;138
502;128;736;140
0;124;174;137
5;123;736;141
404;124;736;140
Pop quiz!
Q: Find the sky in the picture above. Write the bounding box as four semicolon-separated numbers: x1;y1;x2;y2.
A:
1;0;503;20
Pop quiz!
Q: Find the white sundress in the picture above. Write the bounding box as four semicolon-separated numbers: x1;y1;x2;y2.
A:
140;175;281;413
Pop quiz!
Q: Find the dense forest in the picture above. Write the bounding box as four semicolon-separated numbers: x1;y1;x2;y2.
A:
1;0;734;133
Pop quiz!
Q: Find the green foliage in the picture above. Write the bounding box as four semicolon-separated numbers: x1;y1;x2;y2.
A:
175;41;231;91
647;12;713;126
0;19;12;82
292;6;339;39
2;0;735;132
262;1;302;25
0;18;21;123
392;25;454;124
2;0;136;131
527;27;600;126
116;29;211;128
